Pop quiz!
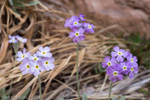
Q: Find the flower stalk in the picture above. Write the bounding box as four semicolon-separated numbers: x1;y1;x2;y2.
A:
38;75;42;100
108;82;112;100
76;43;80;100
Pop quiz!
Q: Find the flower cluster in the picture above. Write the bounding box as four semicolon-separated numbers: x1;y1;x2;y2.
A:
65;14;94;43
8;35;27;43
102;46;138;82
17;46;55;76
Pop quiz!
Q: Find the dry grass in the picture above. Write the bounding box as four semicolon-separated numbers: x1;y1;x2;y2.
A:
0;0;149;100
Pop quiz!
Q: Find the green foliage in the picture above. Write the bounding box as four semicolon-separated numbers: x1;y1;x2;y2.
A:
138;87;150;97
112;96;116;100
119;96;125;100
112;96;126;100
0;88;9;100
94;63;105;74
18;88;30;100
9;0;40;7
57;98;64;100
82;93;88;100
128;33;150;69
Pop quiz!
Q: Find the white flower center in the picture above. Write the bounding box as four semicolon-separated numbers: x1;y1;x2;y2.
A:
123;66;127;70
74;22;78;25
113;71;118;76
118;52;122;55
22;55;25;58
45;61;49;65
107;62;111;66
26;65;30;69
35;65;39;69
34;58;37;61
42;52;46;55
130;67;134;71
88;25;91;28
131;58;134;63
75;32;79;36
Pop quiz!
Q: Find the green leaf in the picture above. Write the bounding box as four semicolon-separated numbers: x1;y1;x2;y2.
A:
26;1;40;6
0;88;9;100
119;96;126;100
82;93;88;100
18;88;30;100
9;0;14;6
57;98;64;100
112;96;116;100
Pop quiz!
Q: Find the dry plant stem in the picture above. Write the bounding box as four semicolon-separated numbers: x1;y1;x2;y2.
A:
108;82;112;100
9;43;19;95
76;43;80;100
38;75;42;100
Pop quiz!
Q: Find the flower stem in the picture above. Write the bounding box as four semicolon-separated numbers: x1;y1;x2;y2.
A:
76;43;80;100
38;75;42;100
108;82;112;100
9;43;19;96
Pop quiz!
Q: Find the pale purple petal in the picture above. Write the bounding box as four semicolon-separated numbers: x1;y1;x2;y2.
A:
69;32;75;38
110;76;117;82
129;72;134;79
17;51;23;57
17;58;23;62
111;52;117;57
113;46;119;52
46;53;52;57
73;37;79;43
49;64;55;70
23;48;26;54
44;47;50;52
116;56;124;62
39;46;43;51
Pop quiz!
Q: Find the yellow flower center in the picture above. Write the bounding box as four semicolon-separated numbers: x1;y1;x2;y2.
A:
123;66;127;70
130;67;134;71
107;62;111;66
74;22;77;25
12;39;15;41
88;25;91;28
131;58;134;63
43;52;46;54
22;55;25;58
35;65;39;69
26;65;30;68
118;52;122;55
34;58;37;61
113;71;118;76
45;61;48;65
75;32;79;36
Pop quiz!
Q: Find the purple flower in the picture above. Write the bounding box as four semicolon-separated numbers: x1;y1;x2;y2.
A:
42;57;55;71
83;23;94;33
70;18;82;29
102;56;116;69
107;65;124;82
79;14;86;21
19;59;32;75
8;35;18;43
17;48;31;62
128;64;138;79
111;46;128;62
69;28;85;43
30;61;45;76
120;62;130;75
16;36;27;43
37;46;52;57
127;54;138;67
29;53;42;61
64;16;78;27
